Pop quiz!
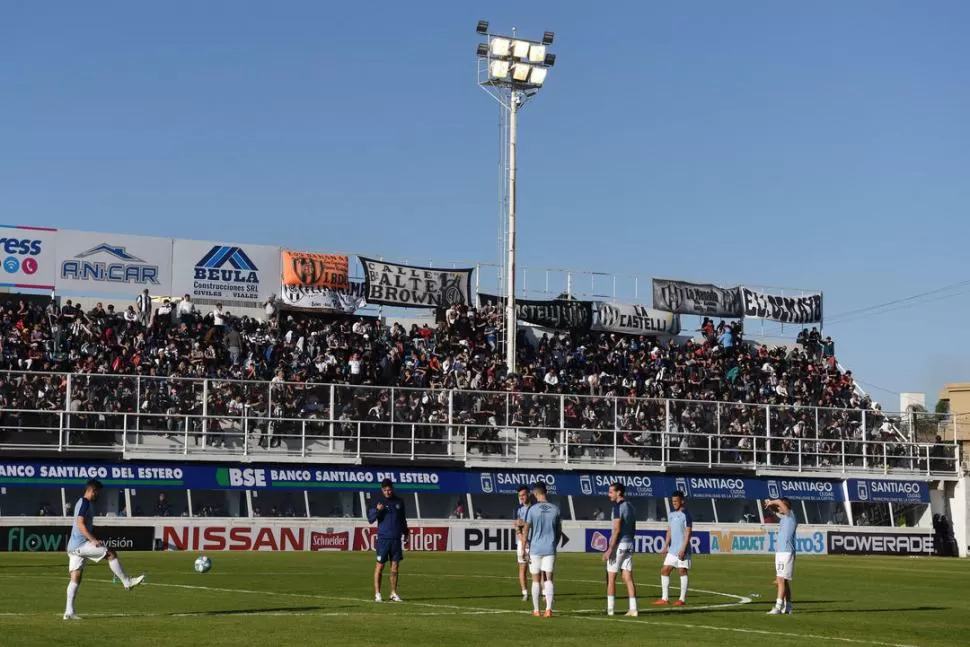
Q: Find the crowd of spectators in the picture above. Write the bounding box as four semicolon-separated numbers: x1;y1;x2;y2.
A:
0;293;941;471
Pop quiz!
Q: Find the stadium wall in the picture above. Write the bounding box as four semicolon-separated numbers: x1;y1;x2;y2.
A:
0;518;936;557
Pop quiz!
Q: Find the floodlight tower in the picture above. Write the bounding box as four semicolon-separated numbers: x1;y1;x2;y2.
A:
475;20;556;375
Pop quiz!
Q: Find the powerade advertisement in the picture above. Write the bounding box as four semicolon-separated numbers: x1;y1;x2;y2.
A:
0;461;928;504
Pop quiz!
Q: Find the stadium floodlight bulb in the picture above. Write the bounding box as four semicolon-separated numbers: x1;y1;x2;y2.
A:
489;60;511;79
512;40;531;60
528;45;546;63
476;20;489;34
476;43;489;57
512;63;532;82
490;37;511;57
529;67;548;86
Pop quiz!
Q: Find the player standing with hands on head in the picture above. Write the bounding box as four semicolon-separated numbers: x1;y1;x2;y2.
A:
655;490;691;607
603;483;638;617
514;486;532;601
523;481;561;618
765;497;797;615
64;479;145;620
368;478;408;603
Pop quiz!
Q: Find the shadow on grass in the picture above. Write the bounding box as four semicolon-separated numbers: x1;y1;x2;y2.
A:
166;605;355;617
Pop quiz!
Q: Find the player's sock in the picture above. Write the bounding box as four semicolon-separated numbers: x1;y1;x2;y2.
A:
607;595;616;613
679;575;688;602
108;557;130;587
65;582;78;616
629;597;638;612
543;580;554;611
775;598;784;609
661;575;670;601
532;582;541;613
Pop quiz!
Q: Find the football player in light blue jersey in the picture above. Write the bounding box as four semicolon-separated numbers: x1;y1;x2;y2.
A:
656;490;692;606
513;486;532;600
603;483;638;617
765;497;798;615
523;481;561;617
64;480;145;620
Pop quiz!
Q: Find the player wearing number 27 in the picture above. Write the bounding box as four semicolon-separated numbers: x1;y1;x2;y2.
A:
765;497;797;615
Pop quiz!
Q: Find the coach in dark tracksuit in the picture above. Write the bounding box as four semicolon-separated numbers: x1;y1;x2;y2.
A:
367;478;408;602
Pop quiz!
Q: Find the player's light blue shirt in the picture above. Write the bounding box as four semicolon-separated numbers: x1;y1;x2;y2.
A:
515;503;530;524
776;510;798;554
68;498;93;552
526;502;561;557
612;500;636;546
668;509;693;556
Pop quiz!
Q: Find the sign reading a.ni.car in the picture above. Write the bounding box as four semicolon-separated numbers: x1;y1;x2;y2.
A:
171;239;281;308
55;230;174;296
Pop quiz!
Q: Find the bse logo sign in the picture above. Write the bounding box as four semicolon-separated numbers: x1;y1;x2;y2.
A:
61;244;160;285
195;246;259;284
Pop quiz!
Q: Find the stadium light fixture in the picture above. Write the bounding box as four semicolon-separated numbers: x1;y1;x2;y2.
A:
475;21;557;374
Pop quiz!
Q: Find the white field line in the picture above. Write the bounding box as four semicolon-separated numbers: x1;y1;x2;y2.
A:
0;574;919;647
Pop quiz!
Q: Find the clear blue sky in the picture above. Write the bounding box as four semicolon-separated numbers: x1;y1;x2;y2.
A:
2;1;968;409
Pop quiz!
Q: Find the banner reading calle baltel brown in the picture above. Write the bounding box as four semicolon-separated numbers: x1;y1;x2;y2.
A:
359;257;473;309
282;251;349;289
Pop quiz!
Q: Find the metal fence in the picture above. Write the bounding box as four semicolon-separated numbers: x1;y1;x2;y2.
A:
0;371;959;477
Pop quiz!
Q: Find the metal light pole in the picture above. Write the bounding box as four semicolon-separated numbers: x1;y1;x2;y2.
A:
476;21;556;375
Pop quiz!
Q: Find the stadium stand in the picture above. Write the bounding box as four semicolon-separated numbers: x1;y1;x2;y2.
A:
0;295;955;475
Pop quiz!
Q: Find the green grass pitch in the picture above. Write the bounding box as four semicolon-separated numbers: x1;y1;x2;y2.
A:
0;552;967;646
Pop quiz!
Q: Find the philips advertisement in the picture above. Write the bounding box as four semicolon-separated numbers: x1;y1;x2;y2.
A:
171;239;281;308
56;230;174;296
0;225;58;290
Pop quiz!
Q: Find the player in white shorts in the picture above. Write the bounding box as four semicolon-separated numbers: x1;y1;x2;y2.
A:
603;482;638;617
523;481;561;618
64;479;145;620
765;497;798;615
656;489;692;606
513;486;532;600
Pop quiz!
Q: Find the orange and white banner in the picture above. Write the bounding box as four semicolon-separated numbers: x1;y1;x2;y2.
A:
281;251;349;289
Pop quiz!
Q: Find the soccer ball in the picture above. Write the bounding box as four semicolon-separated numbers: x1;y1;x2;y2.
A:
194;556;212;574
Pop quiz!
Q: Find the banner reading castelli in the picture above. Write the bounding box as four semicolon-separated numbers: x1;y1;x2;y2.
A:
741;287;822;324
592;302;680;336
282;251;349;290
478;293;593;331
652;279;743;318
360;258;473;309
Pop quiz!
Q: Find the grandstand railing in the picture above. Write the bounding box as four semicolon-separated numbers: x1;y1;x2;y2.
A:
0;371;959;477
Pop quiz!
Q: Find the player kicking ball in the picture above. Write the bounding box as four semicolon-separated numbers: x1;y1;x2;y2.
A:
64;479;145;620
523;482;561;618
655;490;691;607
603;483;638;617
764;497;797;615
